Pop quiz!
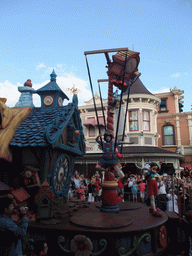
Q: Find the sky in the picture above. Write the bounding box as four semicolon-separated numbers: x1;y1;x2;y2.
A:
0;0;192;111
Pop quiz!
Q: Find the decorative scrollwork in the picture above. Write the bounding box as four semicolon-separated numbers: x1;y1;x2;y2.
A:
92;239;107;256
58;235;107;255
58;236;72;253
118;233;151;256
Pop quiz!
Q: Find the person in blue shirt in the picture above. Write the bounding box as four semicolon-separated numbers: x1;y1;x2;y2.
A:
131;181;138;202
0;196;28;256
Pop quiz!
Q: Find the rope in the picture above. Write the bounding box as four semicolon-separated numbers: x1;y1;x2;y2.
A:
85;56;103;149
98;82;107;131
120;83;131;153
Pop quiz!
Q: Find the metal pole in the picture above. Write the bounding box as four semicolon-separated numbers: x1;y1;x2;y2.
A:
172;175;174;212
177;178;181;220
183;185;186;216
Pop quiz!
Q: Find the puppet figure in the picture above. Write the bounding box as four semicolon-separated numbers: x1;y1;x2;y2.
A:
95;131;125;179
143;162;162;217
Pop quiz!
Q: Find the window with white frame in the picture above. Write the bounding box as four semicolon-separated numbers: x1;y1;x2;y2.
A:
129;110;138;131
163;125;175;145
159;98;167;112
143;110;150;131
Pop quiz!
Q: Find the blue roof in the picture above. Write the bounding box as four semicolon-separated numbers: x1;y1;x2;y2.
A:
10;104;74;147
36;70;69;100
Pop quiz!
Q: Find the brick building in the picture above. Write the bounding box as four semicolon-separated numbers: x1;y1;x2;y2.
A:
155;86;192;170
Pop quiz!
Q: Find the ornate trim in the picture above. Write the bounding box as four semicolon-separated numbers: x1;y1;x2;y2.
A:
58;236;107;255
45;106;75;147
118;233;151;256
92;239;107;255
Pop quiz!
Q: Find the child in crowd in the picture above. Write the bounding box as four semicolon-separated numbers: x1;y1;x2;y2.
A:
132;181;138;202
94;178;101;202
76;184;85;200
117;177;124;196
118;192;124;202
137;179;146;203
88;179;96;202
98;187;102;202
95;170;100;179
68;176;76;199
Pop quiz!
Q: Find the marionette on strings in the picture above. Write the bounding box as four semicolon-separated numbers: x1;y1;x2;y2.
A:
142;162;162;217
95;131;125;179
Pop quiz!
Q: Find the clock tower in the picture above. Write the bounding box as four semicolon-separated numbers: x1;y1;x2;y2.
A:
36;70;69;108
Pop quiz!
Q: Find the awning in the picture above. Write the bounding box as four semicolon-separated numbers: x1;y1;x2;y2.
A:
83;117;105;127
95;116;105;126
83;117;95;126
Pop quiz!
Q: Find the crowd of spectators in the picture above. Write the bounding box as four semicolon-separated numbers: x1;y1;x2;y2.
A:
68;166;192;216
68;170;102;202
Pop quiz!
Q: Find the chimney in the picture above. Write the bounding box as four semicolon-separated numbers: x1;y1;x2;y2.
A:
14;79;35;108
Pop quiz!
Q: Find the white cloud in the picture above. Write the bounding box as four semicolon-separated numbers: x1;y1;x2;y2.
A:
171;72;188;78
171;73;181;78
0;74;91;108
148;87;170;94
0;80;21;106
36;63;46;70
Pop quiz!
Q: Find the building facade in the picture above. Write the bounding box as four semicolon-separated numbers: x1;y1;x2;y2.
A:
76;79;184;178
155;86;192;170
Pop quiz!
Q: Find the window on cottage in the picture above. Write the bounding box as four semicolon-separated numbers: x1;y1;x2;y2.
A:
160;99;167;112
89;126;95;137
163;125;174;145
129;110;138;131
42;198;48;205
143;110;150;131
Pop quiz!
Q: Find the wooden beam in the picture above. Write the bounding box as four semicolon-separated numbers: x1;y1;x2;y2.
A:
97;79;109;83
84;47;128;55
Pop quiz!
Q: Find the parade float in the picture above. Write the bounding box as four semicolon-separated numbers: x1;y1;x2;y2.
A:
0;49;190;256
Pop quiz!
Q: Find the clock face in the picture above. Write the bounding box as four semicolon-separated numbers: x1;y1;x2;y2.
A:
58;96;63;106
52;154;69;194
44;96;53;106
126;58;137;73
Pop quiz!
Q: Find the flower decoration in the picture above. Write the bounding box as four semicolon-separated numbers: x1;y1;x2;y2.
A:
70;235;93;256
158;226;167;248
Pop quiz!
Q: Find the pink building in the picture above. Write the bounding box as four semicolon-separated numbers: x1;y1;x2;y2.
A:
155;86;192;170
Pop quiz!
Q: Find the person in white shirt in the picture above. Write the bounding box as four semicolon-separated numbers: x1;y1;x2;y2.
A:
127;175;135;201
156;176;167;211
167;189;179;214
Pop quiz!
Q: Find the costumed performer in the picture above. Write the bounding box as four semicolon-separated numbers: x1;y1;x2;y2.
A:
143;162;162;217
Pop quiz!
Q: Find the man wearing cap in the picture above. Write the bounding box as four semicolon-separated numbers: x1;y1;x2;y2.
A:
0;196;28;255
